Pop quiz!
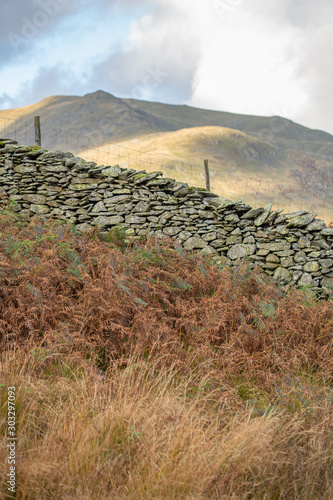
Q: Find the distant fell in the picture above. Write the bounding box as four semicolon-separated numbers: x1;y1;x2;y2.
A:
2;89;333;155
1;90;332;220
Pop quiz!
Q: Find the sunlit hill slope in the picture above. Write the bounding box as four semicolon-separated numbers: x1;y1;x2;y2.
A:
1;90;332;219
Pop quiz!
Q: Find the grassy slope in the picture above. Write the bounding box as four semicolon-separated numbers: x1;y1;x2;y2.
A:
0;210;332;499
123;97;333;155
79;125;333;221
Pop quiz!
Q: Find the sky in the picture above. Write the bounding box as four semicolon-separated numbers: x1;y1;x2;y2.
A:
0;0;332;134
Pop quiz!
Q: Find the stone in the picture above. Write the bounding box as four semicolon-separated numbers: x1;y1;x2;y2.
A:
287;213;316;228
39;151;73;161
23;194;46;204
92;201;107;213
306;219;326;231
225;214;240;223
102;165;122;177
254;203;272;226
319;259;333;268
210;239;227;249
76;223;92;232
284;210;308;219
227;244;256;260
298;236;311;248
125;215;146;224
183;237;208;250
70;182;99;191
292;270;303;281
265;209;283;224
242;207;264;219
281;257;294;268
255;230;269;239
199;210;215;219
311;238;331;250
307;251;321;259
201;232;218;242
163;226;182;236
134;172;163;184
266;254;280;263
298;273;313;287
40;164;68;173
239;220;254;229
321;228;333;236
226;234;242;245
14;165;37;173
135;201;151;212
273;267;292;282
147;216;159;223
303;261;320;273
274;215;288;225
294;251;306;263
93;216;124;227
178;231;193;241
214;255;232;266
257;249;270;256
29;204;49;214
263;262;279;270
212;197;237;210
275;250;295;257
321;277;333;290
274;225;289;235
200;246;217;255
71;177;99;185
112;188;131;195
257;242;291;252
243;235;255;244
104;195;132;205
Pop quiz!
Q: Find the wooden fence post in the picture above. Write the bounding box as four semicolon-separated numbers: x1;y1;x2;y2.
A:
204;159;210;191
34;116;41;147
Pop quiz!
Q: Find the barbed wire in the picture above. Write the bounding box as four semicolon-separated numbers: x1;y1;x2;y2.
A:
1;115;331;221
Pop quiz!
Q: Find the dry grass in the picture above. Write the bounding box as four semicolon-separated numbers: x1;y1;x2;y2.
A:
77;126;333;222
1;349;332;499
0;210;332;499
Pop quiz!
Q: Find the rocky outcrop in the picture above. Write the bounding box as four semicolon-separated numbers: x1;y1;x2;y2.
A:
1;139;332;297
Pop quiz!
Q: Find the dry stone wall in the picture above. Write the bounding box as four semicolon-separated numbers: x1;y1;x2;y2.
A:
1;139;333;297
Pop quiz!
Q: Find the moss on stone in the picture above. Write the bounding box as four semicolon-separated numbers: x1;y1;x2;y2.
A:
134;173;147;181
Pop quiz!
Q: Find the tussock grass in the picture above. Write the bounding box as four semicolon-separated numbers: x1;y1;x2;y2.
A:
0;210;332;499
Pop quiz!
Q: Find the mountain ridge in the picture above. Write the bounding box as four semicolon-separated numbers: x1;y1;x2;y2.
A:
1;90;332;220
2;89;333;151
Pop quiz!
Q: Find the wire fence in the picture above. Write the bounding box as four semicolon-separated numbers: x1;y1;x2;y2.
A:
1;114;332;222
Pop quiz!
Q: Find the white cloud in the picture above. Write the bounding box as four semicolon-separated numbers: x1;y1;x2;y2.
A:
188;0;308;119
186;0;333;133
91;0;202;103
294;17;333;132
1;0;333;134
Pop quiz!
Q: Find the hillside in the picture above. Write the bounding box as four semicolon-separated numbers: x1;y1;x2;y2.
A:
0;209;332;498
1;90;332;219
124;96;333;156
79;125;333;221
2;90;333;154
